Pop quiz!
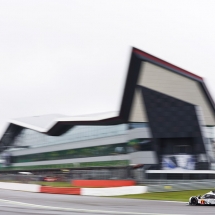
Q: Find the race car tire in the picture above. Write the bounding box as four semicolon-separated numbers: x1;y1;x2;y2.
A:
190;197;198;205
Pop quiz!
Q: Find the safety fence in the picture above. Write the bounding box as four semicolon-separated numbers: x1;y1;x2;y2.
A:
2;169;215;190
0;168;132;183
147;180;215;192
70;168;130;180
0;173;40;183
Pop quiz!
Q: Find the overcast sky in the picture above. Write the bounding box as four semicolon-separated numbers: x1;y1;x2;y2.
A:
0;0;215;134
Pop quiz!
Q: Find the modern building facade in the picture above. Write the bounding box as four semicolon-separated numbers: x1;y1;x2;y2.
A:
1;122;155;171
0;47;215;171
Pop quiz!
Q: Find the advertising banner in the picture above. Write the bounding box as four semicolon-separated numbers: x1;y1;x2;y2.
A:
162;154;196;170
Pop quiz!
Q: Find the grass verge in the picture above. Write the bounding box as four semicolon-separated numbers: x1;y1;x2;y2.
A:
36;181;72;187
116;189;213;202
0;180;110;188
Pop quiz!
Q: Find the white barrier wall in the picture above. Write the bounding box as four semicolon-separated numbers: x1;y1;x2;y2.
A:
0;182;40;192
0;182;147;196
81;186;147;196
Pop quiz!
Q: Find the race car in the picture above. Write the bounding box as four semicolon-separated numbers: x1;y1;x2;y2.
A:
189;191;215;205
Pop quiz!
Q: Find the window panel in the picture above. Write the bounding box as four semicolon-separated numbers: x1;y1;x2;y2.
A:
13;142;128;163
9;124;128;151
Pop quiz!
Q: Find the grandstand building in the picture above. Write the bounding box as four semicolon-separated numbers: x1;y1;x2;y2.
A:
0;47;215;172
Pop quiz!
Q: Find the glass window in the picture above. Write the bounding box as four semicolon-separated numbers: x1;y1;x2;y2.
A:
13;142;128;163
129;123;149;130
203;194;211;199
9;124;128;150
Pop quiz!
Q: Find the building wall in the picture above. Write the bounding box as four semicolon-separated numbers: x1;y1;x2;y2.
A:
3;127;157;168
129;88;148;122
130;151;157;165
127;127;151;139
137;62;215;125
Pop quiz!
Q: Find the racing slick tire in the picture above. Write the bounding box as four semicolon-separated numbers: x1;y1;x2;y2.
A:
189;197;198;205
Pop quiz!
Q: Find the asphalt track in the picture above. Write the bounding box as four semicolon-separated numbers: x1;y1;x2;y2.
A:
0;190;214;215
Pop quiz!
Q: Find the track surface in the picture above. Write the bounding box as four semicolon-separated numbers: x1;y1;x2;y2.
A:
0;190;214;215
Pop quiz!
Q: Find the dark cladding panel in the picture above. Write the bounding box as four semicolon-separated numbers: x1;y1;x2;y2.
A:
140;86;203;139
119;52;142;121
139;86;209;169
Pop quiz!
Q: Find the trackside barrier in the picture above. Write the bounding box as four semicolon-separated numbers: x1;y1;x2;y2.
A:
72;180;135;187
0;182;40;192
81;186;147;196
147;181;215;193
40;186;81;195
0;182;147;195
1;181;215;195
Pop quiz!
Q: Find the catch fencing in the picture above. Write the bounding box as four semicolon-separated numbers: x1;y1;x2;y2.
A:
70;168;129;180
147;180;215;192
2;168;215;193
0;168;131;183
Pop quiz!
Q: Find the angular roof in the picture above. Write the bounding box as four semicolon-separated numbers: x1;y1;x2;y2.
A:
10;114;68;133
119;47;215;124
9;112;118;133
0;47;215;152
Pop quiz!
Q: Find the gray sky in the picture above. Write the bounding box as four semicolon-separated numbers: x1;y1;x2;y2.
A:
0;0;215;135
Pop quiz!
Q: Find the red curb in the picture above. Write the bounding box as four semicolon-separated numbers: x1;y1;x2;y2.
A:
72;180;136;187
40;186;80;195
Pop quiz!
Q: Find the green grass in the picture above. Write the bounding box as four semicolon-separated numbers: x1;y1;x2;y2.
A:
0;180;114;188
116;189;213;202
34;181;106;188
35;181;107;188
36;181;72;187
0;180;73;187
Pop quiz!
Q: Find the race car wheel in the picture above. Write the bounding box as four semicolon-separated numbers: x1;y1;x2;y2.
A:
190;197;198;205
